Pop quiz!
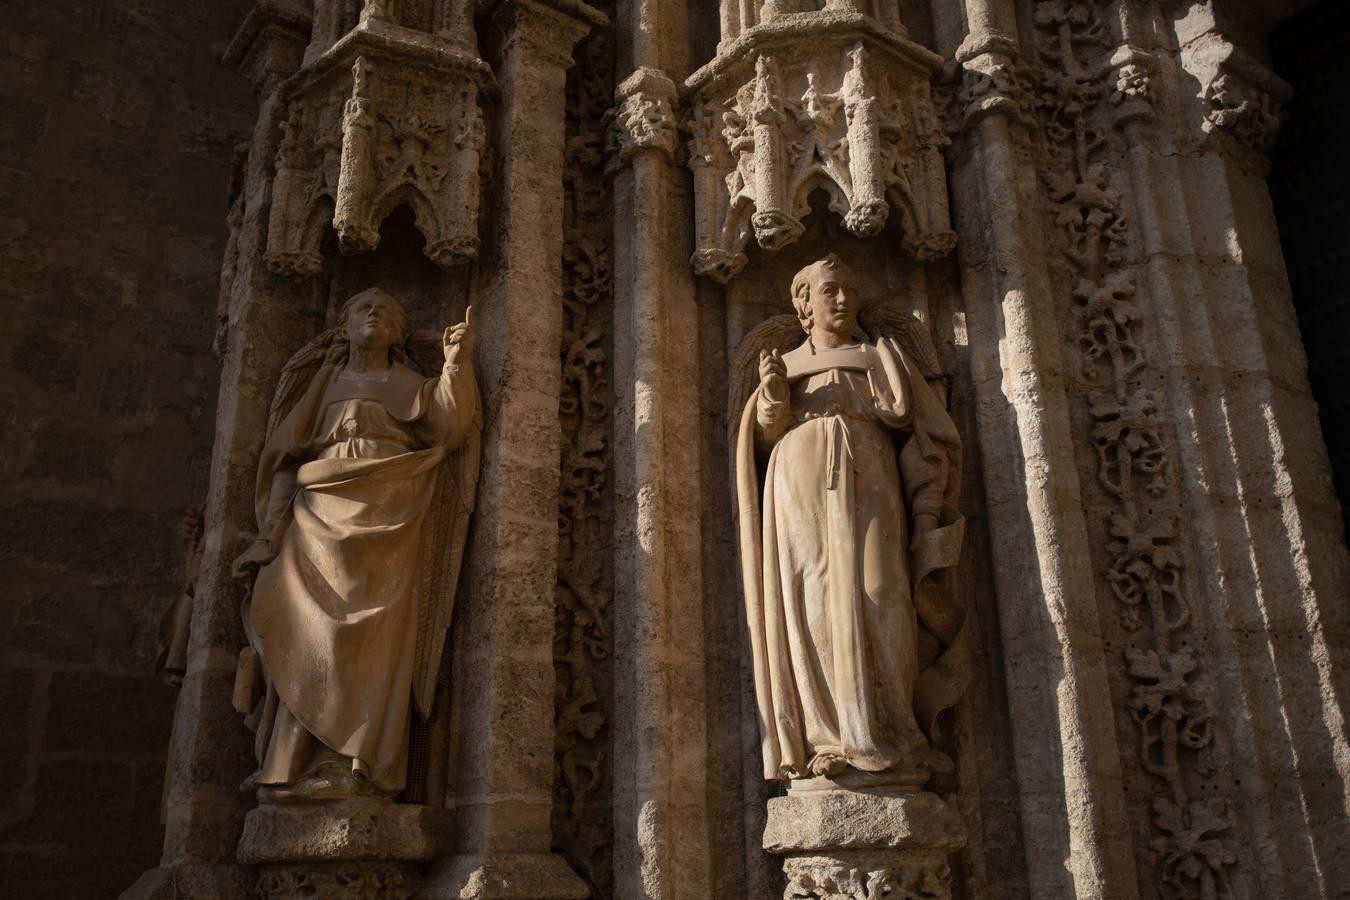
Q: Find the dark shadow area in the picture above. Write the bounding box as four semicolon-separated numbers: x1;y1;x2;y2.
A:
1268;0;1350;542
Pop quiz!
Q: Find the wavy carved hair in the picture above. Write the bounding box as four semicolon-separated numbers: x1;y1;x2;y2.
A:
333;287;410;364
789;253;854;334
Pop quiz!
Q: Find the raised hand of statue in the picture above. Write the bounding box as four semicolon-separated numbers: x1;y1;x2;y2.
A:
759;347;787;403
443;305;475;370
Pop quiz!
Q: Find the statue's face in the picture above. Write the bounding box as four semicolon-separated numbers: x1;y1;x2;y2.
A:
345;292;403;352
806;266;860;338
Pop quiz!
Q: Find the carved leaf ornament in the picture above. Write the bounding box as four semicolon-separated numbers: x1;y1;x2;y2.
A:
1032;1;1237;897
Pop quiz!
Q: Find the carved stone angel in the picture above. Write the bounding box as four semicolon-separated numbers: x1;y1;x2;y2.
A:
730;255;966;789
232;287;481;803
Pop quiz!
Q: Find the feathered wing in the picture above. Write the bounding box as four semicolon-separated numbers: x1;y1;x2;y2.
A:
266;327;340;438
857;304;944;380
407;329;482;719
251;328;342;536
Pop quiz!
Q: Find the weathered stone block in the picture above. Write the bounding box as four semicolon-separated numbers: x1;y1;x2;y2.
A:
237;801;447;864
764;790;965;854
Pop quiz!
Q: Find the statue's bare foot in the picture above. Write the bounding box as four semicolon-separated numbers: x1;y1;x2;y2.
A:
808;752;848;777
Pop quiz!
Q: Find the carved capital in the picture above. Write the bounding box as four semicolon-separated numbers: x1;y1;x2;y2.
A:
1105;46;1156;130
223;0;311;95
1184;31;1290;162
610;67;679;168
957;50;1034;128
1202;70;1285;156
690;247;749;284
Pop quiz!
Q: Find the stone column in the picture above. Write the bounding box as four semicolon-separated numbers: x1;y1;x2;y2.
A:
608;60;716;896
946;0;1140;896
1142;5;1350;896
422;1;604;896
609;0;715;891
122;4;314;897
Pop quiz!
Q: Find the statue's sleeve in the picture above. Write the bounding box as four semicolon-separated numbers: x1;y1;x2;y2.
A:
755;385;790;452
418;359;478;451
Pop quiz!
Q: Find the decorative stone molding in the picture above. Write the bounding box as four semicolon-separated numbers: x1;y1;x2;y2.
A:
1105;46;1155;129
1033;3;1238;897
256;863;414;900
609;67;678;167
264;12;494;276
684;13;955;283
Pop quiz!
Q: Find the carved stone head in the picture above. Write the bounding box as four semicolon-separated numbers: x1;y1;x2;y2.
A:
790;253;860;339
339;287;409;359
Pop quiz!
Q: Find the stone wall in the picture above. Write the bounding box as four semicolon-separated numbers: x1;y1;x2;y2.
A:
0;2;254;896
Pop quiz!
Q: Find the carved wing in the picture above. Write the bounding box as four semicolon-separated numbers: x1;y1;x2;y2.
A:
727;314;806;437
412;418;481;719
403;328;444;379
857;303;944;380
409;326;482;719
265;326;340;439
726;315;806;510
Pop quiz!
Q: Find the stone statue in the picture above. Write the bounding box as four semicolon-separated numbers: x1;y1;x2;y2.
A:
231;287;481;803
730;254;966;790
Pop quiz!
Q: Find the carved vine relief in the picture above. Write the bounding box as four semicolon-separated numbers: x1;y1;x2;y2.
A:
784;854;952;900
1031;3;1237;897
554;7;615;895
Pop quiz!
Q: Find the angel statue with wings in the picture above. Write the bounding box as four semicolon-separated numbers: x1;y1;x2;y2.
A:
730;254;967;790
231;287;481;803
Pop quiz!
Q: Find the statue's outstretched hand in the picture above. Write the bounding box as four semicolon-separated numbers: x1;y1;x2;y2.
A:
759;348;787;403
231;538;276;581
443;306;475;369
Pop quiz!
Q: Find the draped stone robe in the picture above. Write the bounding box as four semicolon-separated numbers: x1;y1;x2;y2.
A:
734;336;964;781
245;356;476;793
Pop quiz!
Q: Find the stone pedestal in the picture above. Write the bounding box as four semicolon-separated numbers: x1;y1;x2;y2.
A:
236;802;446;900
764;791;964;900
